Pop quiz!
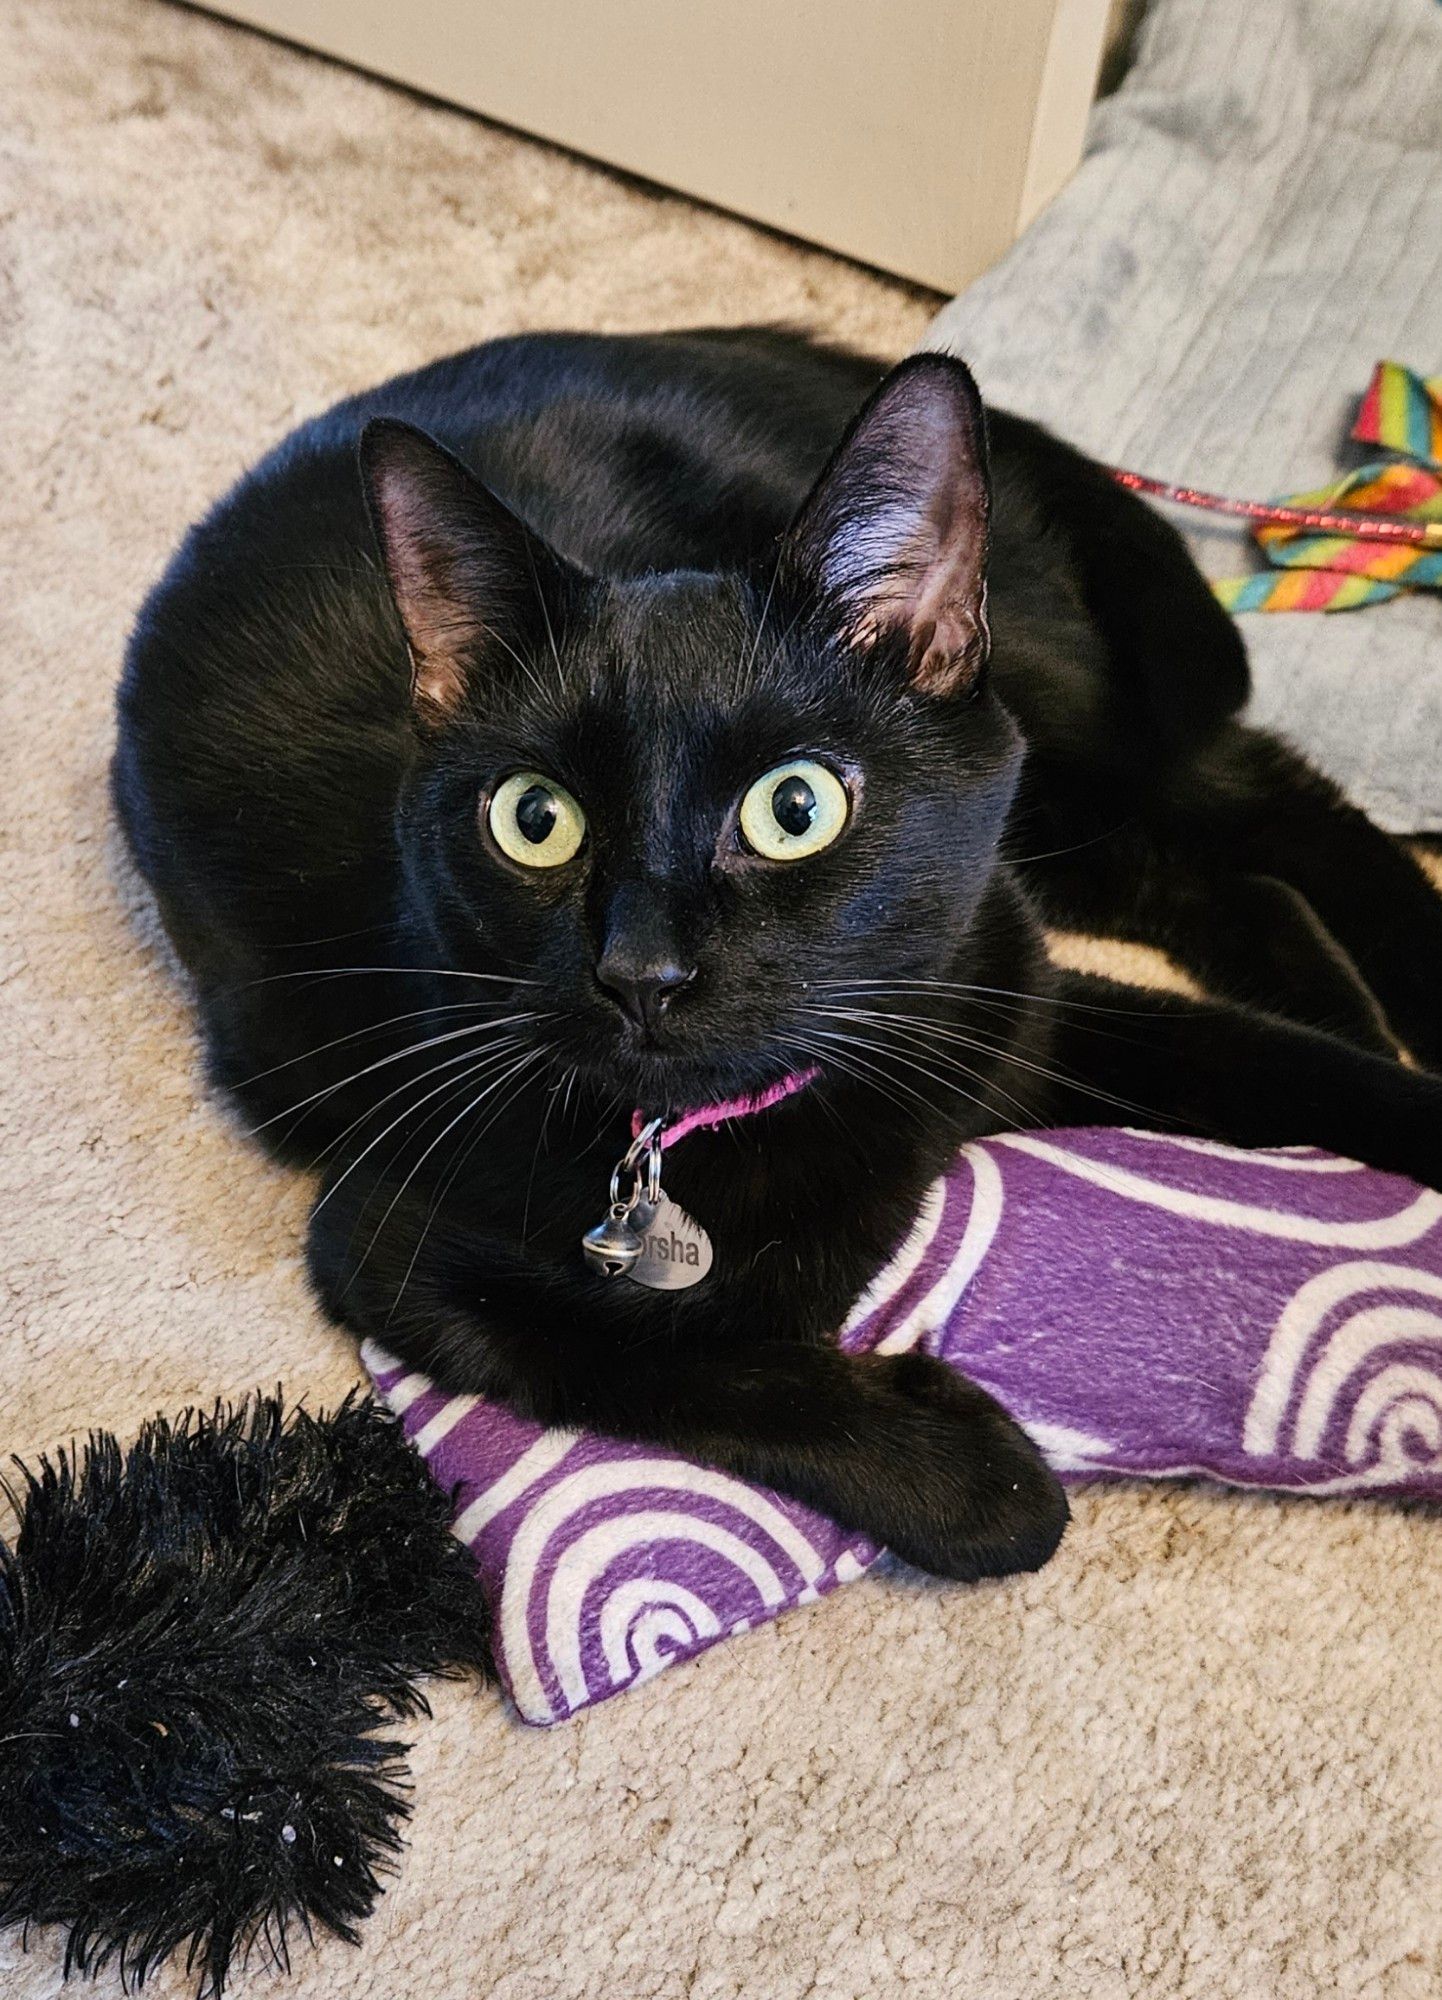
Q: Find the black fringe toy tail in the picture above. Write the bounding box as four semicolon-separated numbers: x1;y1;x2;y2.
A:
0;1393;493;1994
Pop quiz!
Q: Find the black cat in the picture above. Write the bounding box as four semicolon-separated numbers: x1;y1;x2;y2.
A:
114;328;1442;1581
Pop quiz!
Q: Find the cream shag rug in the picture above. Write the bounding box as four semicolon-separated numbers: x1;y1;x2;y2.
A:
3;3;1439;1994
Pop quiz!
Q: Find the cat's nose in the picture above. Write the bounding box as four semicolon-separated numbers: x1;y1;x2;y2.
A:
596;887;696;1033
595;954;695;1034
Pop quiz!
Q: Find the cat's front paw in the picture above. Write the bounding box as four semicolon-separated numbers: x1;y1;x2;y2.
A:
858;1351;1069;1582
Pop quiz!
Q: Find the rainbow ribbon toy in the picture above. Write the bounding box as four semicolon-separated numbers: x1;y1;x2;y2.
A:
1213;361;1442;613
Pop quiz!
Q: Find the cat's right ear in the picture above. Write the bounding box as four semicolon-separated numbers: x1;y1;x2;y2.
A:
359;419;582;727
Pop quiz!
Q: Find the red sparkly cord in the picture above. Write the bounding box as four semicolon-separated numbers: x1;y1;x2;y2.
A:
1107;466;1442;549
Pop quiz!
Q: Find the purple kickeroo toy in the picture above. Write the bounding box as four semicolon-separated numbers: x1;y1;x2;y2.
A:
364;1127;1442;1725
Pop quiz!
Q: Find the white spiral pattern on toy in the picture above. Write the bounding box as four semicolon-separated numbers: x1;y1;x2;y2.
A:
873;1149;1005;1355
496;1459;844;1723
1243;1261;1442;1478
1118;1130;1368;1172
946;1137;1442;1485
841;1175;948;1338
598;1581;721;1688
993;1132;1442;1245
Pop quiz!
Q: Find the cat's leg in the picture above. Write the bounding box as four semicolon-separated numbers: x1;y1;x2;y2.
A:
308;1173;1069;1583
1019;741;1442;1067
1209;740;1442;1072
997;429;1442;1065
1026;843;1396;1057
1042;974;1442;1188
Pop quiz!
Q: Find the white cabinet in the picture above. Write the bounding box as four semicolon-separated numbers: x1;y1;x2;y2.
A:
205;0;1113;290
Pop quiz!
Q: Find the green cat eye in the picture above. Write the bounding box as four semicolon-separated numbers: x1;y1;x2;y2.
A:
737;759;850;863
487;771;586;869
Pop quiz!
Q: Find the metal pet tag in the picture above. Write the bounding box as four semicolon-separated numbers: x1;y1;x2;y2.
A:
627;1192;713;1291
582;1119;712;1290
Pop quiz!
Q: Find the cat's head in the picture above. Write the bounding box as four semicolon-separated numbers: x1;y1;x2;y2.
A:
361;355;1021;1110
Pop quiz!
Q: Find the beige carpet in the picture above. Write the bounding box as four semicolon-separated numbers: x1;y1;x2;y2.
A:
3;3;1439;1994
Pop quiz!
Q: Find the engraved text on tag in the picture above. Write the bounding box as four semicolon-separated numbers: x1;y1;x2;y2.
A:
628;1192;714;1291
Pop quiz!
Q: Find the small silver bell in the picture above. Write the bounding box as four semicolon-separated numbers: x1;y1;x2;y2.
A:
582;1205;645;1278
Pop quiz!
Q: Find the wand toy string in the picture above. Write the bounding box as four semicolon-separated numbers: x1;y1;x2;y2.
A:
1106;465;1442;550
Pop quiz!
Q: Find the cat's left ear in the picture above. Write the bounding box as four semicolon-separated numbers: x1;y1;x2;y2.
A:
782;354;991;698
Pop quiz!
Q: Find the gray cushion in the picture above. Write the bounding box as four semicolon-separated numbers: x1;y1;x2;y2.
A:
923;0;1442;832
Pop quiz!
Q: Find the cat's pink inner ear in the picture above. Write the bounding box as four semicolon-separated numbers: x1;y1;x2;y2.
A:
362;434;486;724
830;476;989;700
789;355;992;699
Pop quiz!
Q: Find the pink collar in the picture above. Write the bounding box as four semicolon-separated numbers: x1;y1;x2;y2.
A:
631;1066;819;1150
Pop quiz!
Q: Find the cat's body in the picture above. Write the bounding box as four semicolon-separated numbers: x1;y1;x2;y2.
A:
115;329;1442;1578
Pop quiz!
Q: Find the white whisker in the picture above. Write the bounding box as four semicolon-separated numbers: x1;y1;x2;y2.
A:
524;540;567;692
234;965;539;994
234;999;518;1092
310;1034;537;1220
810;1003;1158;1123
799;1022;1027;1130
292;1031;535;1175
735;552;782;698
361;1044;549;1277
378;1044;554;1316
248;1013;546;1138
813;975;1167;1019
778;1029;937;1135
